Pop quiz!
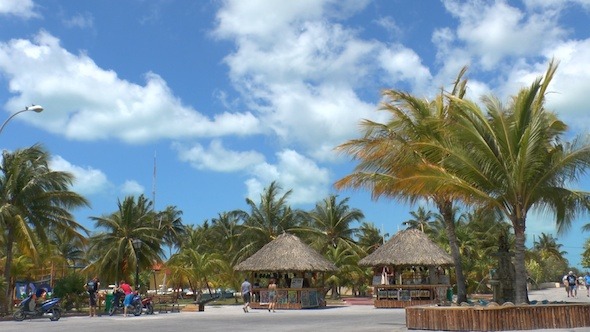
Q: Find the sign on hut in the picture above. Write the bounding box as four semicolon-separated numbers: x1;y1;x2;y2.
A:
234;233;338;309
359;228;453;308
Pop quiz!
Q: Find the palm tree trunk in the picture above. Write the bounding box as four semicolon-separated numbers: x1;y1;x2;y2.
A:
513;221;528;304
439;201;467;304
2;230;15;314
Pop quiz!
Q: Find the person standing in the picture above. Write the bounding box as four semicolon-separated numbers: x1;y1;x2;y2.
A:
585;272;590;297
241;278;252;313
118;280;133;317
85;276;100;317
268;278;277;312
566;271;577;298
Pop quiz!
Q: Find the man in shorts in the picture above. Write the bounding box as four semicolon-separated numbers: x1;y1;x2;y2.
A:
241;278;252;313
85;276;100;317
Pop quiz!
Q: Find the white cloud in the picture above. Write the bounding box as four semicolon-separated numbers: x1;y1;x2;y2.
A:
442;0;566;69
174;139;265;172
120;180;144;196
50;155;111;196
0;31;261;143
213;0;430;160
246;149;330;205
63;12;94;29
0;0;39;19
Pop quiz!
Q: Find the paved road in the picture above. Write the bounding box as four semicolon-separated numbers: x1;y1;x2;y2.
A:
1;287;589;332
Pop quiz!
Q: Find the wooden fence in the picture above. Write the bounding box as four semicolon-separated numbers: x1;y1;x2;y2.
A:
406;303;590;331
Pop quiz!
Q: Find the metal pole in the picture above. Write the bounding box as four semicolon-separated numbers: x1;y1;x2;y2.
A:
0;105;43;136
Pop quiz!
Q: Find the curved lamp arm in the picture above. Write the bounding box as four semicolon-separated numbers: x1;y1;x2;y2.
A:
0;105;44;136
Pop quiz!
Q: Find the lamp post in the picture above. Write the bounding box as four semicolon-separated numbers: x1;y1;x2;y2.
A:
0;105;44;136
132;239;142;291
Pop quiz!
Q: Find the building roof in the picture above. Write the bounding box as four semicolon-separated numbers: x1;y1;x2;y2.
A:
234;232;338;272
358;228;454;267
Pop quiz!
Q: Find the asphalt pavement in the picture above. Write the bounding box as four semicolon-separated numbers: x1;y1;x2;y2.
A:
0;287;589;332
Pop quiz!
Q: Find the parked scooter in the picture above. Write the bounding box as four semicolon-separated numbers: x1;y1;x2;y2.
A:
109;291;142;316
141;295;154;315
13;295;62;321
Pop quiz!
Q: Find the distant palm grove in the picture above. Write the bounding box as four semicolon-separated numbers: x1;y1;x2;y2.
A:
2;60;590;313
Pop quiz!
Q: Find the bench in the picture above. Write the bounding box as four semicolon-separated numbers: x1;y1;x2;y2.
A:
152;294;180;313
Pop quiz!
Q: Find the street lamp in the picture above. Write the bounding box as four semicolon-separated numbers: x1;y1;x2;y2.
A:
132;238;142;291
0;105;44;136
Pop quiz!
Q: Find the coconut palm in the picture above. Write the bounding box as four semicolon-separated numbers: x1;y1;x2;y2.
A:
0;144;89;313
87;194;164;285
335;69;470;303
403;207;435;233
240;181;304;256
424;60;590;303
157;205;186;257
355;221;386;254
302;195;364;252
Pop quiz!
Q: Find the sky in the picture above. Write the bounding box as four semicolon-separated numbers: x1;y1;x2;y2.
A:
1;0;590;269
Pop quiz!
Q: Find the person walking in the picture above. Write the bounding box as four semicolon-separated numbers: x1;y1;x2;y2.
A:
268;278;277;312
241;278;252;313
566;271;577;298
85;276;100;317
585;272;590;297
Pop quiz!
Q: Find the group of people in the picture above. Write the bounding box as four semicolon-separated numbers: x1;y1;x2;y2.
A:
562;271;590;298
84;277;137;317
241;278;277;313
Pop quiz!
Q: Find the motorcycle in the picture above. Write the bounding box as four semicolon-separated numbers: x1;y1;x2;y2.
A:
109;291;142;316
141;295;154;315
14;295;62;321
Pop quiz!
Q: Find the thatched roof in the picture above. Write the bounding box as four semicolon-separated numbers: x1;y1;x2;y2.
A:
234;233;338;272
359;229;453;267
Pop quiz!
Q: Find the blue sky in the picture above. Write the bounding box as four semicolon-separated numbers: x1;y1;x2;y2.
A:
1;0;590;268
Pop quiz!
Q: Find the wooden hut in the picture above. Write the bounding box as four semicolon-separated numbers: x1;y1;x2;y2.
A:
234;232;337;309
359;228;453;308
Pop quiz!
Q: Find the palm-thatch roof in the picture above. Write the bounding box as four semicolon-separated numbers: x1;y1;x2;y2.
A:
234;233;338;272
359;229;453;267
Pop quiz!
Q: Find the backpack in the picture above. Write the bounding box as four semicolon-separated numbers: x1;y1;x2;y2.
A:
86;280;96;293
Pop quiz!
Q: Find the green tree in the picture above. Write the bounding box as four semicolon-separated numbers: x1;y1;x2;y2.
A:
426;60;590;303
87;195;164;285
0;145;89;313
157;205;186;257
303;195;363;252
355;221;386;255
240;181;304;256
403;207;435;233
335;69;470;303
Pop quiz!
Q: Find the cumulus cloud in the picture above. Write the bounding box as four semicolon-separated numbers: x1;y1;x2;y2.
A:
245;149;330;205
120;180;144;196
213;0;433;160
50;155;111;196
0;31;261;143
441;0;566;69
0;0;39;19
174;139;265;172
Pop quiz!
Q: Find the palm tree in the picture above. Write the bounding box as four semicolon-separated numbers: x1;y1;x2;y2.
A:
532;233;567;262
423;60;590;303
403;207;435;233
335;69;470;303
209;211;246;265
303;195;364;252
0;144;89;313
240;181;304;256
355;221;386;254
157;205;186;257
87;195;164;285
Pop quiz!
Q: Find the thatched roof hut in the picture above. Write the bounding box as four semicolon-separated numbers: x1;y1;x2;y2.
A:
234;233;338;272
359;228;453;267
